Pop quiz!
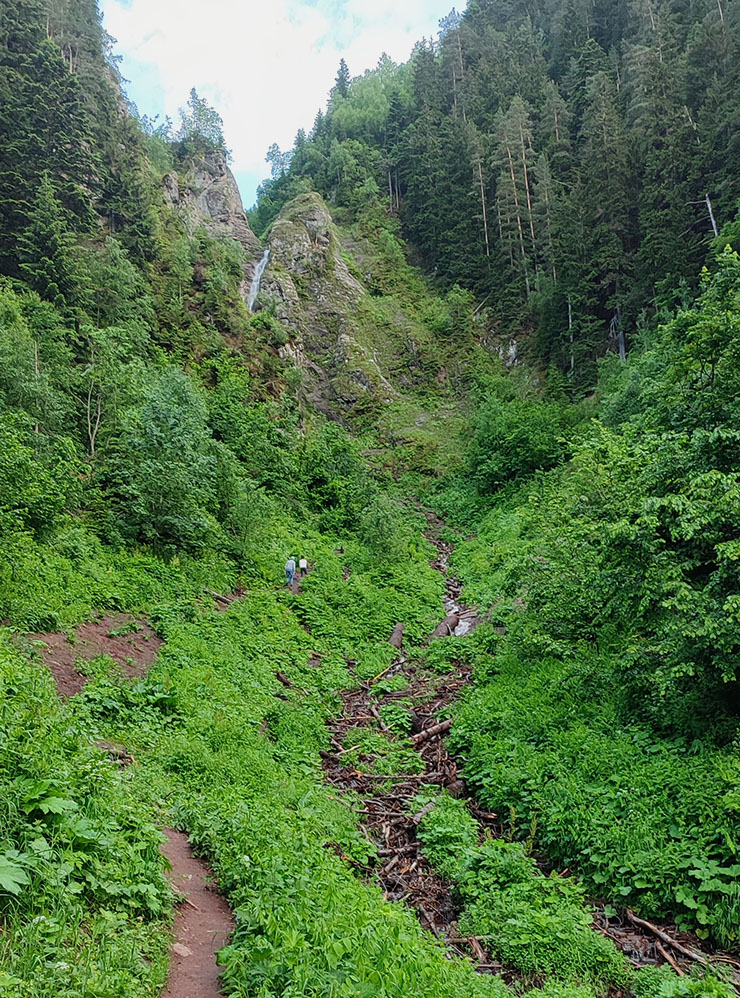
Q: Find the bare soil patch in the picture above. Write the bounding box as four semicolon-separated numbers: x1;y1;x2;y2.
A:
28;613;162;697
160;829;234;998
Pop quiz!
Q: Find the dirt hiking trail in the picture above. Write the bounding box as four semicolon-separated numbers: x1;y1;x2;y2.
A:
160;829;234;998
29;614;235;998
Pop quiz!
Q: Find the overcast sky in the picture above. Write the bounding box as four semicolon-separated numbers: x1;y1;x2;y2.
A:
100;0;455;208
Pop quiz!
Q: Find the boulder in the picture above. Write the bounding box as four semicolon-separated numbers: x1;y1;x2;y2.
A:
389;623;405;649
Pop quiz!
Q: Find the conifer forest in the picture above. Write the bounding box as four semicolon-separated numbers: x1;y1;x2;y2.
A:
1;0;740;996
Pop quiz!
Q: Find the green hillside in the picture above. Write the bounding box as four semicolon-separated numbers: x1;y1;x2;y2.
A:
1;1;739;997
253;0;740;389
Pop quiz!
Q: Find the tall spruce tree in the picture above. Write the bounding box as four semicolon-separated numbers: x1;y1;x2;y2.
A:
0;0;94;275
18;172;81;313
335;58;351;98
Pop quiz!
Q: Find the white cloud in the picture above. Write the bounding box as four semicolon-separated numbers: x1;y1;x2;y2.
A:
100;0;453;203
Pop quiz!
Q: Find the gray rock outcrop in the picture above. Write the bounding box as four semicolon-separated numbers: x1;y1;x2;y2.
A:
257;192;399;415
163;150;262;295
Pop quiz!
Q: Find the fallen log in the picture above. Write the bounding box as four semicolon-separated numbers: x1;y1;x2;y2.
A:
205;588;234;606
274;671;293;688
351;771;442;781
418;903;442;937
714;956;740;971
656;941;685;977
370;703;391;732
468;937;488;963
432;615;460;638
625;909;711;969
411;801;436;825
378;844;419;857
382;855;399;875
320;747;362;762
446;778;466;798
96;740;135;766
411;718;453;744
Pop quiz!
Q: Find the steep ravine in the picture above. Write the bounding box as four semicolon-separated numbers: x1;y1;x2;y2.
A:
24;524;739;997
321;514;740;992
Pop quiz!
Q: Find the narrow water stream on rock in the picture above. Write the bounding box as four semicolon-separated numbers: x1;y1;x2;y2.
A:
247;249;270;312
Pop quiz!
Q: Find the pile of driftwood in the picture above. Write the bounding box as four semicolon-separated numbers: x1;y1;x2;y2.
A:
321;657;503;973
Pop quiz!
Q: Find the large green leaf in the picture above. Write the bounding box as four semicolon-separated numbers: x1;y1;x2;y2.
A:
0;852;30;895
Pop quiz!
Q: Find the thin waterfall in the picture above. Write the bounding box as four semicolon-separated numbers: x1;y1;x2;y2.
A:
247;249;270;312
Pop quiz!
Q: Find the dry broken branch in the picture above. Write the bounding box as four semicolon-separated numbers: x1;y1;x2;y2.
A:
411;719;453;744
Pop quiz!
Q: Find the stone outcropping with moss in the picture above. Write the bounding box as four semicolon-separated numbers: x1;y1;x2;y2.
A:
163;149;263;305
257;193;401;416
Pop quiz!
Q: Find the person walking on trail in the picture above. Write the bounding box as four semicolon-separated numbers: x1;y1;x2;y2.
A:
285;556;296;587
299;556;308;578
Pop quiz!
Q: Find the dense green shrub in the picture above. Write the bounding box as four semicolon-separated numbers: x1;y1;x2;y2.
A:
448;593;740;946
456;840;628;985
0;416;82;536
0;640;170;997
103;368;220;550
415;792;478;879
469;394;571;491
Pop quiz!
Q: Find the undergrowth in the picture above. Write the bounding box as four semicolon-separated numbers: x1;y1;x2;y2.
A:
1;512;510;998
415;790;736;997
0;641;170;998
443;502;740;950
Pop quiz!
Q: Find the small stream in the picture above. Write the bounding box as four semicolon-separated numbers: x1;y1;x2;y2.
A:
319;512;739;988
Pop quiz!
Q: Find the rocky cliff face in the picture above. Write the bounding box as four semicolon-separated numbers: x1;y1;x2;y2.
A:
163;150;262;299
258;193;400;415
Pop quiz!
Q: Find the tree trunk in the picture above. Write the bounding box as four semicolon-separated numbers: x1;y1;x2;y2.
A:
87;382;102;460
499;200;514;268
705;194;719;237
539;157;557;283
34;340;40;434
568;296;575;378
519;121;538;287
456;30;467;123
505;144;531;300
684;106;701;146
475;153;491;258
